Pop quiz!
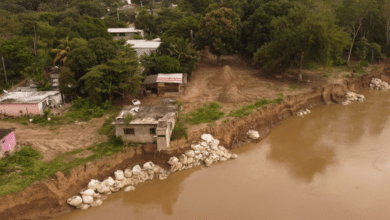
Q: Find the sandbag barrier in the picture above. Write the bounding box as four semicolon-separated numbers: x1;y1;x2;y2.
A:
67;134;237;210
296;109;311;117
369;78;390;90
341;91;365;105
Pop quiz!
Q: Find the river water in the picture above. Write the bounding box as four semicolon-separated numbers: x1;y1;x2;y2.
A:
55;90;390;220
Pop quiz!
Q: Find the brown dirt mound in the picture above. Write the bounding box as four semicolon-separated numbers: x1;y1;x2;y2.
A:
218;85;249;103
208;65;239;88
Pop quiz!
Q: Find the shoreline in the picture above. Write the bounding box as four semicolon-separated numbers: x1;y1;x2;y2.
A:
1;64;389;220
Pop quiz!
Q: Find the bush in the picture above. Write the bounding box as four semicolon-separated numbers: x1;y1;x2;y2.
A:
171;117;187;140
185;102;224;124
359;60;370;67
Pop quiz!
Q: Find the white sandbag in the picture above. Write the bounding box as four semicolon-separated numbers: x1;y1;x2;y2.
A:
139;171;149;182
185;150;195;158
179;154;188;164
110;186;120;192
191;144;201;151
168;157;179;165
122;178;134;186
124;168;133;178
200;142;208;148
77;204;90;210
220;157;228;161
153;165;163;174
132;165;142;175
210;139;219;150
82;195;94;204
103;177;115;187
201;134;214;143
187;157;194;164
113;180;125;189
87;179;100;190
97;185;111;194
114;170;125;181
232;153;238;159
124;186;136;192
80;189;96;196
247;130;260;139
90;199;103;207
67;196;83;207
204;158;213;167
147;169;155;180
159;173;169;180
143;161;155;170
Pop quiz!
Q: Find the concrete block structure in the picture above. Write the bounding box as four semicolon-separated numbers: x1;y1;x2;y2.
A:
0;91;63;117
108;28;144;40
126;39;161;58
112;104;177;150
0;128;16;158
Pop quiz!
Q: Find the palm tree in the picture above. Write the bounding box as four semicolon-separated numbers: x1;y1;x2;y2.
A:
168;38;201;74
50;37;87;66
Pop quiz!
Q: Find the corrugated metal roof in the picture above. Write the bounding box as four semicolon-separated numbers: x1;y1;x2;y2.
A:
143;75;158;85
107;28;143;33
126;40;161;49
156;73;183;83
0;91;60;104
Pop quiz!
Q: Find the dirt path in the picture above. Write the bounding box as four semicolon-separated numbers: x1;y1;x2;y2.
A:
0;118;107;162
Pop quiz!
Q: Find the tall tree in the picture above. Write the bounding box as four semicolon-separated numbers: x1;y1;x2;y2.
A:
168;38;201;74
198;7;241;62
337;0;378;64
66;46;97;80
87;37;118;64
254;6;350;82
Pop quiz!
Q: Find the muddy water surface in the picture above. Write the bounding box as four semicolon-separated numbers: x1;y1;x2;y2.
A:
55;90;390;220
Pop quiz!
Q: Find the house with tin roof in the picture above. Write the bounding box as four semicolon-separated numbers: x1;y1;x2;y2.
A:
112;104;178;150
0;91;63;117
126;39;161;58
142;73;187;97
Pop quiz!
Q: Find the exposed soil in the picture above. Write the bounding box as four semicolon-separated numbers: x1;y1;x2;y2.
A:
0;117;107;162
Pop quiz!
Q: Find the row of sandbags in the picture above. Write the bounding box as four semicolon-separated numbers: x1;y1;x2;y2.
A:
247;130;260;139
369;78;390;90
168;134;238;171
67;162;169;210
342;91;365;105
296;109;311;117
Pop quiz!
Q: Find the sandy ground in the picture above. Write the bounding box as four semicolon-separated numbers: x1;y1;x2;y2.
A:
0;118;107;162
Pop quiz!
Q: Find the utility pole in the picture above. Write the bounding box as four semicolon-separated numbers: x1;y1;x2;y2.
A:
1;56;7;84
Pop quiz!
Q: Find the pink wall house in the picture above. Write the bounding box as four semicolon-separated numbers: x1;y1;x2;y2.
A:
0;128;16;158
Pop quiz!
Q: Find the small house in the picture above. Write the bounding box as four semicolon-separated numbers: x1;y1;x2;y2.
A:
126;39;161;58
0;91;63;117
142;73;187;97
0;128;16;158
112;104;177;151
108;28;144;40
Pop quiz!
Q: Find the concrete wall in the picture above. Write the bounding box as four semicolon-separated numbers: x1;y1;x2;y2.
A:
134;48;158;58
0;103;41;116
0;131;16;158
115;124;158;143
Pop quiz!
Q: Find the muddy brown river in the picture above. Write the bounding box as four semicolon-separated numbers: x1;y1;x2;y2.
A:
54;90;390;220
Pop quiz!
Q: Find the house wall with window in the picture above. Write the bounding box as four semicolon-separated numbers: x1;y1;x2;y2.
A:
115;124;158;143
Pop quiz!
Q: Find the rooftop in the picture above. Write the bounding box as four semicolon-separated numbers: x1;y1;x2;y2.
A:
0;91;60;104
112;104;177;125
107;28;143;33
126;40;161;49
143;73;183;84
0;128;15;140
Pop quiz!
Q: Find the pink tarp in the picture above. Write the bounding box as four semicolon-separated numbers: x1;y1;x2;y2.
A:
1;131;16;154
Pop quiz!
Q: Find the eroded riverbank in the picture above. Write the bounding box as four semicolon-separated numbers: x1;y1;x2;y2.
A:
1;64;390;220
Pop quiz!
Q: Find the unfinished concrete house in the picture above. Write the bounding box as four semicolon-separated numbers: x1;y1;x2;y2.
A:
0;91;63;117
112;104;178;150
108;28;144;40
142;73;187;97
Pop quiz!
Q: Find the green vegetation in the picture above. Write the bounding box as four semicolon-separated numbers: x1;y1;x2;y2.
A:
0;136;136;196
185;102;225;125
123;114;133;124
65;97;112;121
170;116;188;140
228;95;284;118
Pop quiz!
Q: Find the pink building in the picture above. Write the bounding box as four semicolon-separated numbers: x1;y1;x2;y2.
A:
0;91;62;117
0;128;16;158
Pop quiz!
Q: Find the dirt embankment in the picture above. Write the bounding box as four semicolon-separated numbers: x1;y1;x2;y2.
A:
1;65;389;220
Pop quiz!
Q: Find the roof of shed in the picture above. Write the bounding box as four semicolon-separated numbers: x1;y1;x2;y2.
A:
143;73;183;84
107;28;143;33
0;128;15;140
126;40;161;49
0;91;60;104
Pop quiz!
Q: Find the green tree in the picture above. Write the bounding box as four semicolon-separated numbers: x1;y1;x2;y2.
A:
75;1;106;18
179;0;213;14
155;55;182;73
103;16;128;28
66;46;97;80
164;16;200;39
78;15;112;40
198;7;241;62
135;9;157;36
87;37;118;64
336;0;378;64
254;6;350;82
168;38;201;74
155;7;185;34
50;37;87;66
383;0;390;54
0;36;34;78
59;67;78;100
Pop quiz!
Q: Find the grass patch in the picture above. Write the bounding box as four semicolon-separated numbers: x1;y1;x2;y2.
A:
228;94;284;118
185;102;224;125
170;116;188;140
0;136;134;197
98;107;122;135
